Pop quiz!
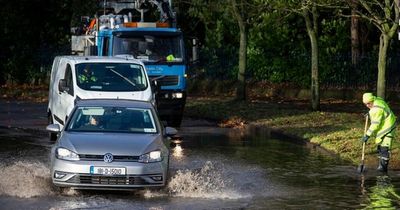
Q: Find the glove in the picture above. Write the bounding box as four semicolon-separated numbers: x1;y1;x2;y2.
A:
361;135;370;142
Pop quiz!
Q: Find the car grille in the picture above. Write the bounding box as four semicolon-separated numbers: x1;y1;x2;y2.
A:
67;175;151;185
149;75;179;86
79;154;139;162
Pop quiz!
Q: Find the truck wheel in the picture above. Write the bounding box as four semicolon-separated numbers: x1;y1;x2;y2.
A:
48;114;57;142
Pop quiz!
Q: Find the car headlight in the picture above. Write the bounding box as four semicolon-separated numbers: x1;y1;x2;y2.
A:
56;147;80;161
138;150;162;163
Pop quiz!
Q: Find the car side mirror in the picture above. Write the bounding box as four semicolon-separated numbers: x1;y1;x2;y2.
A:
58;79;69;93
46;124;61;133
165;126;177;137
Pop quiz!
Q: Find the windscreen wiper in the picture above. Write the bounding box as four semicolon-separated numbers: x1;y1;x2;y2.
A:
107;68;139;90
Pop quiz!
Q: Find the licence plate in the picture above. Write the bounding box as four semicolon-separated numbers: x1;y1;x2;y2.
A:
90;166;126;175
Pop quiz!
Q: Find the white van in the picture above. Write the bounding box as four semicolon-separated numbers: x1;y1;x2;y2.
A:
47;56;153;140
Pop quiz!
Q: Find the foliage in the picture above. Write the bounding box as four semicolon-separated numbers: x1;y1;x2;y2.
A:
0;0;100;85
247;12;310;85
181;0;239;81
181;0;386;89
0;0;73;85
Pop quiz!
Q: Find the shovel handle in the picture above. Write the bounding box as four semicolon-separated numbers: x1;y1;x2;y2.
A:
361;142;365;161
361;115;369;161
364;114;369;135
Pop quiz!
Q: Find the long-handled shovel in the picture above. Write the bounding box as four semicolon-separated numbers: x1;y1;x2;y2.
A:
357;114;369;173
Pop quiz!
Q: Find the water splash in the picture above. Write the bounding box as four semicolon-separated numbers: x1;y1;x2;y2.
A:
59;187;80;196
167;161;249;199
0;161;53;198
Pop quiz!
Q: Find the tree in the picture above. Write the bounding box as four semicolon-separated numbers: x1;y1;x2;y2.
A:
273;0;344;111
350;0;361;66
229;0;272;100
275;0;319;110
181;0;268;100
230;0;248;100
346;0;400;98
303;2;321;111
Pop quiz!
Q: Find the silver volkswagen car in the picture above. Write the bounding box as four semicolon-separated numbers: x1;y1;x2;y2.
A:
46;99;176;190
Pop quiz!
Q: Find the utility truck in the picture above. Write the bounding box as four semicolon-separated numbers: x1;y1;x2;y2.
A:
72;0;187;127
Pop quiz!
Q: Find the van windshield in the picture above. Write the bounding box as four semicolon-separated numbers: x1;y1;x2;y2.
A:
113;33;184;63
75;63;148;91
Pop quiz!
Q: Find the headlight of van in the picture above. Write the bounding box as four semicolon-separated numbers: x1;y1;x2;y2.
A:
138;150;162;163
56;147;80;161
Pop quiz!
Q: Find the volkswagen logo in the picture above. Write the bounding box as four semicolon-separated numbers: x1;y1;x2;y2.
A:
103;153;113;163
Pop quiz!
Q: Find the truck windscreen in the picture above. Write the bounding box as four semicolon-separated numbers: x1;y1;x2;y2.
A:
112;35;183;63
75;63;148;91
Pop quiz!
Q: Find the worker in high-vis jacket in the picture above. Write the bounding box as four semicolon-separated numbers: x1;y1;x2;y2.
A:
361;93;397;172
78;68;97;84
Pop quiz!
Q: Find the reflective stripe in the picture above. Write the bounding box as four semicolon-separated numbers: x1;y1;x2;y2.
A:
371;121;380;124
373;105;391;119
373;105;385;109
377;124;396;138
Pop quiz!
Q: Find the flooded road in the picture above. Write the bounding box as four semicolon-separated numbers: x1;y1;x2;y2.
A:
0;120;400;209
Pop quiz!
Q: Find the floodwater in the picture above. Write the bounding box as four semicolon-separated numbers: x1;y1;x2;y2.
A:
0;122;400;210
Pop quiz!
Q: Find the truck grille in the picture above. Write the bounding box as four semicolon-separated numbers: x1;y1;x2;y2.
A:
149;75;179;86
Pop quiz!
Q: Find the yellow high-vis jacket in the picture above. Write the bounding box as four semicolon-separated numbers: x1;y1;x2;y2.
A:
366;97;396;146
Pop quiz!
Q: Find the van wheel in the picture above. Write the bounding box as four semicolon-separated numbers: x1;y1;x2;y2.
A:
48;114;57;142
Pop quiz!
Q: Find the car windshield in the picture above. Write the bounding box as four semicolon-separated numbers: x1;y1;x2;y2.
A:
75;63;148;91
66;106;158;133
113;34;183;63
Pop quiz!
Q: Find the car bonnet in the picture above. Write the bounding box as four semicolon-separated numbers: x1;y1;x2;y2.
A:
59;132;163;156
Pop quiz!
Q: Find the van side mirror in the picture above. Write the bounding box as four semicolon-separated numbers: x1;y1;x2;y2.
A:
151;79;161;93
58;79;69;93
